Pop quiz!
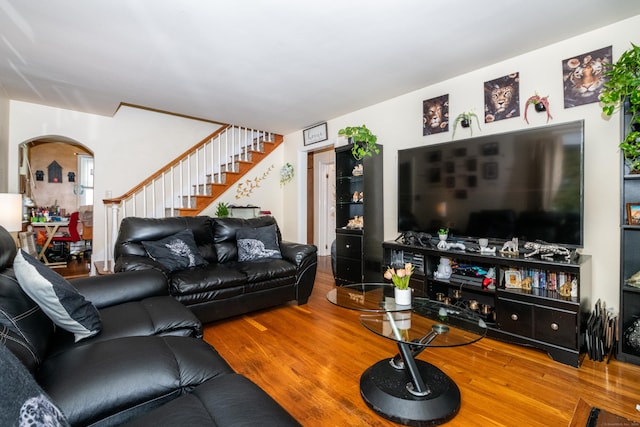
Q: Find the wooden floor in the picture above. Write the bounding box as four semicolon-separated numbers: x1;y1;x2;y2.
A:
55;256;92;279
202;256;640;426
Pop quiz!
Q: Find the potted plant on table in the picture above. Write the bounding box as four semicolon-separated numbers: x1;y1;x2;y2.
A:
215;202;229;218
384;263;415;305
452;112;481;138
600;43;640;172
338;125;380;160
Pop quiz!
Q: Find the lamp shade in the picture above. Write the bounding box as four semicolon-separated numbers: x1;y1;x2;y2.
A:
0;193;23;232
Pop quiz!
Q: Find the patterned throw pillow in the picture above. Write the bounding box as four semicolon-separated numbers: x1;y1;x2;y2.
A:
13;250;102;342
0;343;70;427
236;224;282;262
142;229;207;272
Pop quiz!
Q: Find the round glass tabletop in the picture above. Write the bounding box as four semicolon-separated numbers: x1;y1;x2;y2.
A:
360;298;487;348
326;282;426;312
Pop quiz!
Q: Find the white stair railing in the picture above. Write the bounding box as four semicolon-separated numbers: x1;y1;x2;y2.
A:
101;125;274;272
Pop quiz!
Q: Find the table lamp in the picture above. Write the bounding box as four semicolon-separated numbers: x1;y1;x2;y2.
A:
0;193;23;246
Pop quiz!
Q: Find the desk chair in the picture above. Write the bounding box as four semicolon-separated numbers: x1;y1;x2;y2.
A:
50;212;81;260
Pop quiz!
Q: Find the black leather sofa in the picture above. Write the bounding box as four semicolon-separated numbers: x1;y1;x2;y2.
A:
114;215;318;323
0;225;300;426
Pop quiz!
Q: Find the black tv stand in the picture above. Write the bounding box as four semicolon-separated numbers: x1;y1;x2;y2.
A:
383;240;592;367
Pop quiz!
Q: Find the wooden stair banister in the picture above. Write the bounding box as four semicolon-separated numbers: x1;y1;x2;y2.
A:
100;124;282;272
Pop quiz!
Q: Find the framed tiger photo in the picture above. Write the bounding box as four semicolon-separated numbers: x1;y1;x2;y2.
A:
562;46;612;108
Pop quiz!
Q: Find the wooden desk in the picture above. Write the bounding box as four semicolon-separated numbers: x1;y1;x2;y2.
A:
31;221;69;266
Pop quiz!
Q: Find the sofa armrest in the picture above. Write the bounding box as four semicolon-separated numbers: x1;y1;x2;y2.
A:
114;254;169;274
279;241;317;267
70;270;169;309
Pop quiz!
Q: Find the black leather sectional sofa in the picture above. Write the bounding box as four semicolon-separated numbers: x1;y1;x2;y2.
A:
0;225;301;426
113;215;318;323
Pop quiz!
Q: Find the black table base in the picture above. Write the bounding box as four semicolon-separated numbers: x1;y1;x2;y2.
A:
360;358;460;426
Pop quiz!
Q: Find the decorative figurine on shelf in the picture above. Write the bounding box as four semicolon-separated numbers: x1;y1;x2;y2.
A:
559;279;572;297
482;268;496;290
433;257;453;280
436;228;449;250
521;276;532;290
523;241;572;261
500;238;519;256
353;191;359;202
347;216;363;229
352;164;363;176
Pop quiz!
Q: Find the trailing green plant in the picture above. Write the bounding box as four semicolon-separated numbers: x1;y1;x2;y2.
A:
215;201;229;217
524;92;552;124
338;125;380;160
600;43;640;172
452;112;481;138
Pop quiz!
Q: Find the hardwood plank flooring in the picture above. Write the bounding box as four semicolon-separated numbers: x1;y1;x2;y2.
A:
203;257;640;426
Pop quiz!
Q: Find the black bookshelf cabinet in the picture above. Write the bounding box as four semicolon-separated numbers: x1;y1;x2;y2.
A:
618;100;640;365
383;240;592;367
334;144;383;286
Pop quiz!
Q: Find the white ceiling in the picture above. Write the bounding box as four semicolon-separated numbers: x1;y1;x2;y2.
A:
1;1;639;135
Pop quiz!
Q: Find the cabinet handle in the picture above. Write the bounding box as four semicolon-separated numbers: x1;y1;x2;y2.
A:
510;314;518;321
550;323;559;331
345;244;350;249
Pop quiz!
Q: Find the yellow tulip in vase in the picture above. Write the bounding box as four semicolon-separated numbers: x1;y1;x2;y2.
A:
384;263;415;306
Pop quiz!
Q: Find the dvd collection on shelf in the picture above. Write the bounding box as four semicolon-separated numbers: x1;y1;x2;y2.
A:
501;267;578;297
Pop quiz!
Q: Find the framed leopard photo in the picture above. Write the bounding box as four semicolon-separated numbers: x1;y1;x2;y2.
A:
484;73;520;123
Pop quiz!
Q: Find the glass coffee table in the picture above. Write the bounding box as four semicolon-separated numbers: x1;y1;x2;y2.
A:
327;283;487;426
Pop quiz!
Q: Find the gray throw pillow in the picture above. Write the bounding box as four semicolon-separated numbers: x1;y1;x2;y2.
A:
142;229;207;272
13;250;102;342
237;224;282;261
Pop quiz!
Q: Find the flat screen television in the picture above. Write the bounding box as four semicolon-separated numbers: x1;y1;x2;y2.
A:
397;120;584;247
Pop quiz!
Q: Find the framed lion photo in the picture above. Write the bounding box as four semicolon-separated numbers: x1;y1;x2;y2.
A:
423;94;449;136
484;73;520;123
562;46;612;109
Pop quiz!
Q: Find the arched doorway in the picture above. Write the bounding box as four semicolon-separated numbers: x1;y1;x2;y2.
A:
19;137;94;262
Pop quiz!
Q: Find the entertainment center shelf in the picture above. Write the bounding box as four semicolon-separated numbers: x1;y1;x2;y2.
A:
383;240;592;367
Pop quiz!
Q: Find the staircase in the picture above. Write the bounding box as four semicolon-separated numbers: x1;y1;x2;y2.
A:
100;124;282;271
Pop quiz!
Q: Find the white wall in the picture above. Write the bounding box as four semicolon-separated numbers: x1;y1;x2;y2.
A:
0;93;10;192
284;16;638;309
8;102;221;264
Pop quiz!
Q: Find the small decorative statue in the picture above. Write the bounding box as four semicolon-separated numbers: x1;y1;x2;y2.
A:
523;241;572;261
500;238;519;256
482;268;496;290
434;257;453;280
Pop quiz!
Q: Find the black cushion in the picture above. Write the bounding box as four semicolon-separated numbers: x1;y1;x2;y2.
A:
115;216;217;263
121;374;301;427
142;229;207;272
170;263;247;295
0;261;54;373
237;224;282;261
38;335;234;426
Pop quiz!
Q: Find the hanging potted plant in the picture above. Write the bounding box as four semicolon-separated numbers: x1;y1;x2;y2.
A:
524;92;552;124
452;112;481;138
600;43;640;172
337;125;380;160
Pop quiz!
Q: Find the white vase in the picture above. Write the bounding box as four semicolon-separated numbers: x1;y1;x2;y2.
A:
394;287;412;306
